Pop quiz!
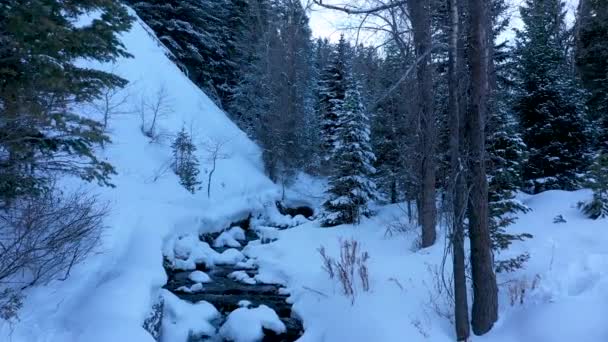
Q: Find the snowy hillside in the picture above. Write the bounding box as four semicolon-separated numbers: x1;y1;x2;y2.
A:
0;10;278;342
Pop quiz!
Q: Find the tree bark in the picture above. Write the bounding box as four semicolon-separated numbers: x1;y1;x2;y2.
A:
466;0;498;335
408;0;437;248
448;0;470;340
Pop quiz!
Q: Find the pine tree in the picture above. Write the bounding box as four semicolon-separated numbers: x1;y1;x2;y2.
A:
576;0;608;150
488;0;532;272
513;0;591;193
579;154;608;219
318;35;350;167
128;0;235;107
171;128;201;193
371;43;415;204
323;80;377;227
0;0;133;204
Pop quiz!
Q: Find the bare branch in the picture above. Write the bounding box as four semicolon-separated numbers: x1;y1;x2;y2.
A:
312;0;407;14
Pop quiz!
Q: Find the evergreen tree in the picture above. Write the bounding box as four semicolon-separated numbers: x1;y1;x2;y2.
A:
0;0;133;204
488;0;532;272
171;128;201;193
128;0;236;107
579;154;608;219
228;0;314;185
318;35;350;167
575;0;608;151
371;43;415;204
323;80;377;226
513;0;591;193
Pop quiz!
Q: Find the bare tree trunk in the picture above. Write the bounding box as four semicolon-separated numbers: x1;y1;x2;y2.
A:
466;0;498;335
448;0;470;340
408;0;437;248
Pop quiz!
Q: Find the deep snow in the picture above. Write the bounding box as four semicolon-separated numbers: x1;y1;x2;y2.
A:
1;5;607;342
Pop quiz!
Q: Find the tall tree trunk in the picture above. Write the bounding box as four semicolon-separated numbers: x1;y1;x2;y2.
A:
466;0;498;335
408;0;436;248
448;0;470;340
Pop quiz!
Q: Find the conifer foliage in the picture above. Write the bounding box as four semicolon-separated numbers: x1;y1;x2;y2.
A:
0;0;133;204
513;0;590;193
318;35;350;165
323;81;377;227
579;154;608;220
171;128;201;194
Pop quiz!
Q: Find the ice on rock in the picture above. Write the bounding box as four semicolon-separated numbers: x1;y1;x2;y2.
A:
189;270;211;283
229;271;257;285
219;305;286;342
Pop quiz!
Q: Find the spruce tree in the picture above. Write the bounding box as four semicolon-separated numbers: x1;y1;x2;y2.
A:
323;80;377;226
0;0;132;204
318;35;350;166
513;0;590;193
576;0;608;150
579;154;608;220
171;128;201;193
488;0;532;272
128;0;235;107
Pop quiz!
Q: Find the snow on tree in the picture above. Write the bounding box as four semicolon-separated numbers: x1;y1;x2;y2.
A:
323;80;377;227
513;0;591;193
579;154;608;220
488;0;532;273
171;128;201;193
318;35;350;166
0;0;133;204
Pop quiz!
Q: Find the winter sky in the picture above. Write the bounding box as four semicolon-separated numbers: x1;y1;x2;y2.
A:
306;0;580;44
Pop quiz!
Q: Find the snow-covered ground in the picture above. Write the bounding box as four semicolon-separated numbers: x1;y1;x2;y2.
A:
1;6;607;342
246;186;608;342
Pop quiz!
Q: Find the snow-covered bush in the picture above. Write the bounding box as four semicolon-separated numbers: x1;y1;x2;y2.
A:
318;239;370;303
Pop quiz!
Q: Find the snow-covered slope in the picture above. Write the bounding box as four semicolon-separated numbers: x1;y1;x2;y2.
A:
0;10;277;342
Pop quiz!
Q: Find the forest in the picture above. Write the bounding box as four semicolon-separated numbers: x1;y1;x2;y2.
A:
0;0;607;341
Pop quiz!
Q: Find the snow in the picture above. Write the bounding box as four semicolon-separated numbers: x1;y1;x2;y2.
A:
2;4;607;342
245;189;608;342
161;290;219;342
0;7;276;342
188;270;211;283
216;248;247;265
219;305;287;342
229;271;257;285
214;227;246;248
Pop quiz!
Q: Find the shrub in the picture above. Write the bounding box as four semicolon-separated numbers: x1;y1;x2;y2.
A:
0;186;107;318
318;238;370;303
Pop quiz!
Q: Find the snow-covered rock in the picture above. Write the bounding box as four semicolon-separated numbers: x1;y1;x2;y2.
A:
161;290;220;341
188;270;211;283
219;305;286;342
228;271;257;285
